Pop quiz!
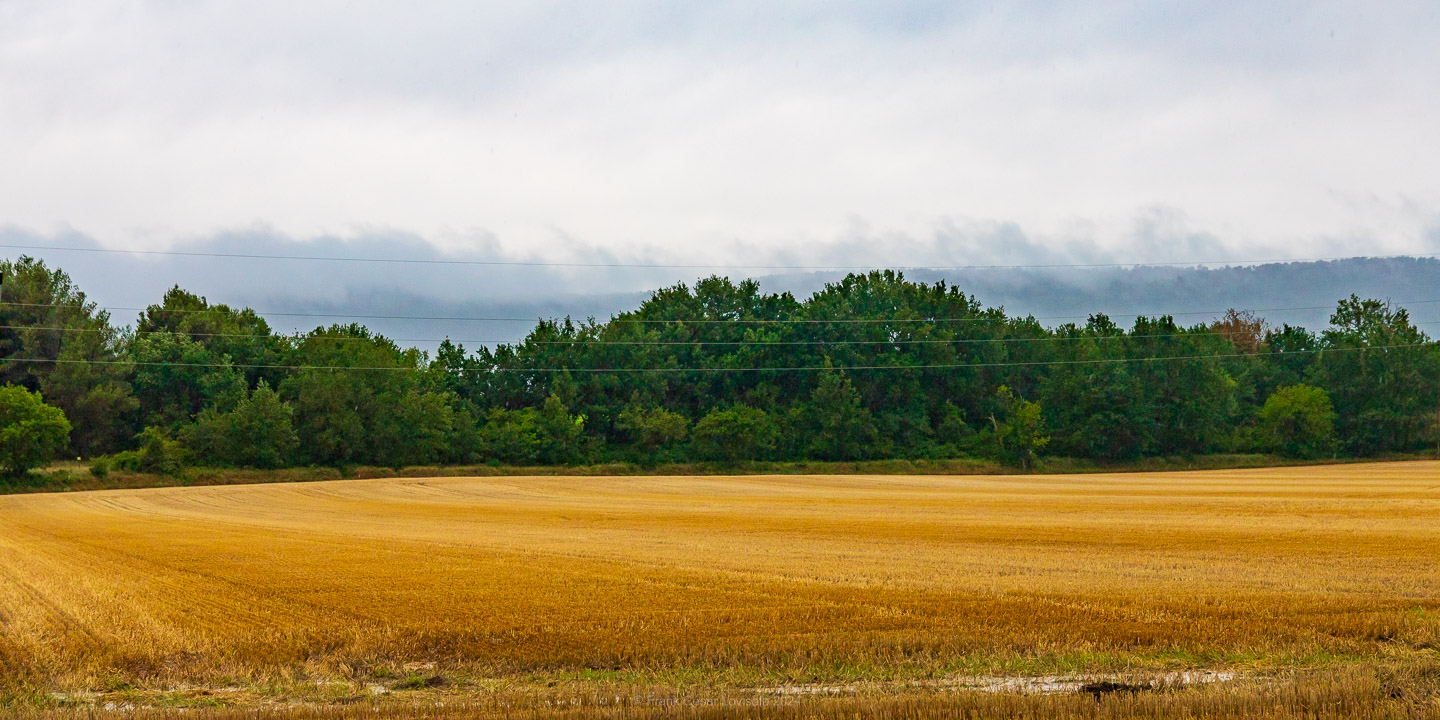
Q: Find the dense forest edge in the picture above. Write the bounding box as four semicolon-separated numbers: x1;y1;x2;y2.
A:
0;255;1436;491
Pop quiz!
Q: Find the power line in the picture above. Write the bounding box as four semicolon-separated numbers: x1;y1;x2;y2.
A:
3;242;1438;271
0;321;1435;348
1;341;1431;374
3;298;1438;327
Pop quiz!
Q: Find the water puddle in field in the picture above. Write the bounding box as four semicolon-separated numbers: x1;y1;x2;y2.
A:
46;670;1241;712
749;670;1237;697
951;670;1236;695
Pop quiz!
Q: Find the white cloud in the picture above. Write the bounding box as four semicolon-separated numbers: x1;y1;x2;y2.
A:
1;0;1438;264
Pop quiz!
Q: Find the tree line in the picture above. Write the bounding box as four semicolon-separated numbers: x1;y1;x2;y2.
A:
0;256;1436;475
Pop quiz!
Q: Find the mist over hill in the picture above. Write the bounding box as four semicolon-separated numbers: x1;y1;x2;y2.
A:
760;257;1440;334
274;257;1439;351
0;224;1434;351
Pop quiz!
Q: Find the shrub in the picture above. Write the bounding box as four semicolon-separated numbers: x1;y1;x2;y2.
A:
132;426;189;476
618;404;689;451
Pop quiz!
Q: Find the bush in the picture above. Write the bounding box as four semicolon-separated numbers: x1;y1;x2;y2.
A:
89;456;111;478
618;404;689;451
0;384;72;476
130;427;189;476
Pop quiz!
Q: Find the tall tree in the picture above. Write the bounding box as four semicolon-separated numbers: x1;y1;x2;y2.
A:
185;381;299;468
799;369;877;461
282;325;462;467
1313;296;1438;454
0;257;137;455
138;286;289;388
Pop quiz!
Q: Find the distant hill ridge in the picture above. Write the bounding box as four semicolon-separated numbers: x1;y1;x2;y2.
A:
757;256;1440;331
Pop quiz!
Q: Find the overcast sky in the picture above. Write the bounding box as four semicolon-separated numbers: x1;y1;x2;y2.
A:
2;1;1439;309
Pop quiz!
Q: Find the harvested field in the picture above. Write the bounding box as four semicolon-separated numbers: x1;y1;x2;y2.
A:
1;462;1438;718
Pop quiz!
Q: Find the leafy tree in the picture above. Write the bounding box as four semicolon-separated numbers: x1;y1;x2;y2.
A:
477;408;538;464
138;286;289;388
1126;316;1238;455
184;381;298;468
39;343;138;457
477;395;585;465
371;390;459;468
931;401;975;456
432;339;486;402
0;385;71;476
1262;324;1320;387
986;386;1048;468
802;271;994;455
1041;322;1155;460
129;331;246;430
1258;385;1337;459
801;370;876;460
533;395;586;464
1047;369;1153;460
117;426;189;475
0;257;136;455
1;259;1435;471
282;325;456;467
691;405;778;462
1313;296;1438;454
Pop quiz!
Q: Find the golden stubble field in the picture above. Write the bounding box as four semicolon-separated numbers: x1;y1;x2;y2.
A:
1;462;1438;718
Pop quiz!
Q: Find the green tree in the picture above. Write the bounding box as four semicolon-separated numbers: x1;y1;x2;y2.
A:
802;370;876;460
533;394;586;464
691;405;777;462
1312;296;1439;455
477;408;539;464
0;385;71;476
39;344;139;457
987;386;1048;468
129;331;246;430
931;401;975;456
801;271;994;456
1125;316;1239;455
370;389;459;468
185;381;298;468
138;286;289;388
1040;322;1155;461
0;256;136;456
1258;385;1338;459
282;325;459;467
477;395;585;465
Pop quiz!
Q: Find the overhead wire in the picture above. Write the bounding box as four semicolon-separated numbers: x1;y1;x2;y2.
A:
1;298;1437;327
0;321;1435;348
0;341;1432;374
